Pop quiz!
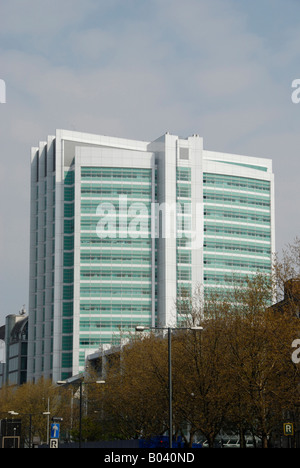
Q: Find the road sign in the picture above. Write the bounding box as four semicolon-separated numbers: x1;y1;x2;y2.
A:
50;423;60;439
283;422;294;436
50;439;59;449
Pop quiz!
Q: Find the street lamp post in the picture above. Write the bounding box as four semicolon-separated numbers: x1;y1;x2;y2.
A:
58;378;105;448
79;380;105;448
29;413;32;448
8;410;50;448
136;325;203;448
1;411;21;448
168;327;172;450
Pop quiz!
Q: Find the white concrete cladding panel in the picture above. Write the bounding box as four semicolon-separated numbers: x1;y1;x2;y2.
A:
52;132;64;382
154;134;178;328
187;135;204;294
75;146;155;169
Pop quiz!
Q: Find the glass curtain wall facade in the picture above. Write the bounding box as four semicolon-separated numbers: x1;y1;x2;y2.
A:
78;166;153;369
27;130;274;383
203;171;272;294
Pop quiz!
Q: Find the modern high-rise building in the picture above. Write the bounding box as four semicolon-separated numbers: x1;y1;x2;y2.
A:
0;311;28;387
27;130;275;382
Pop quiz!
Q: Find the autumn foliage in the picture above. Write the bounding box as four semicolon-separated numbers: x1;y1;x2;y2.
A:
1;241;300;448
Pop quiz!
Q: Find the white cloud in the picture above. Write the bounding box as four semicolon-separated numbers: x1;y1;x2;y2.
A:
1;0;300;320
0;0;96;35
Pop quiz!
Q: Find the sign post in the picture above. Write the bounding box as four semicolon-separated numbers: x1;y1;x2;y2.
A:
283;422;294;448
283;422;294;436
50;439;59;449
50;423;60;448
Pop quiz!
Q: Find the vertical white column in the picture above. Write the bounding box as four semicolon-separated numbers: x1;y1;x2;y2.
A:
188;135;204;295
151;163;156;328
72;151;82;376
52;131;64;382
27;147;39;381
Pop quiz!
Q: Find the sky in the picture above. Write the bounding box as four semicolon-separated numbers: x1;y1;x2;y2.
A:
1;0;300;323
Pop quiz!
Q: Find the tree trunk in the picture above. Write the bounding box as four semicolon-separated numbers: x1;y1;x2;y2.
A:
239;427;246;448
262;433;268;448
208;435;215;448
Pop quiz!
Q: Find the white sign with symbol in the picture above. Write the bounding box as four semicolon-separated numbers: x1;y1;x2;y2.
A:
50;439;59;448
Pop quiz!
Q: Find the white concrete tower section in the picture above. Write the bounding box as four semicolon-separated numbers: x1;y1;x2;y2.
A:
148;133;204;328
148;133;177;328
